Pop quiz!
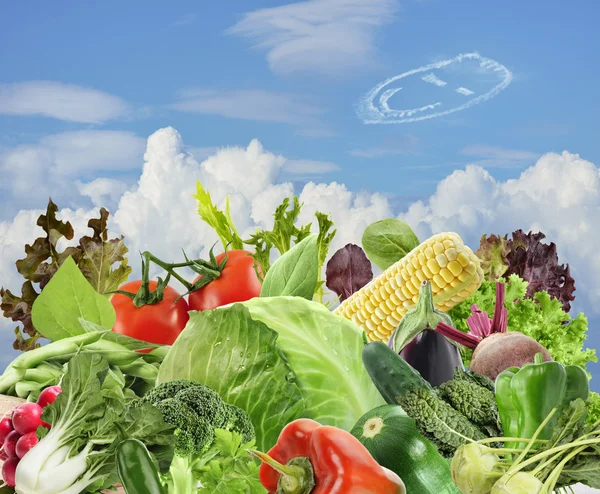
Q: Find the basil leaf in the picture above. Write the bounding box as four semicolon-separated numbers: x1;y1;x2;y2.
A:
260;234;319;300
361;219;420;270
31;256;116;341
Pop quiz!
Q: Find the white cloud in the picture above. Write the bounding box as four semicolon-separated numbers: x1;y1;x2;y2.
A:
460;145;541;168
283;159;340;175
399;151;600;315
0;81;130;123
3;131;600;377
0;130;145;214
77;178;130;211
170;88;324;126
226;0;398;75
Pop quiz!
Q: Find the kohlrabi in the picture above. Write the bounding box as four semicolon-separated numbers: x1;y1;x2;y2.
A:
14;353;174;494
451;400;600;494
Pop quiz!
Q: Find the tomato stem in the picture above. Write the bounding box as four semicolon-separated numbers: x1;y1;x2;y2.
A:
107;245;228;306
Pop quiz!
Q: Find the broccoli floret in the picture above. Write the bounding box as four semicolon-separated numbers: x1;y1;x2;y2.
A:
175;385;228;428
222;404;255;443
143;379;202;404
154;398;215;456
398;388;486;458
137;379;256;493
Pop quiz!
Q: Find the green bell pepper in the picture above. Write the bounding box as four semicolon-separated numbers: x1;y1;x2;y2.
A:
495;353;589;449
116;438;165;494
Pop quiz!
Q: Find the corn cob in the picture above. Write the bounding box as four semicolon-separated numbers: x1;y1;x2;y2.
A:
334;232;484;343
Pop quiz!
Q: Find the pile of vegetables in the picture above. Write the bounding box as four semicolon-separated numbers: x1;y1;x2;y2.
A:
0;184;598;493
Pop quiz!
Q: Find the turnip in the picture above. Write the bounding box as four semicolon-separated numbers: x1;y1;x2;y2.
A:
12;403;43;435
3;430;20;458
2;456;19;487
435;281;552;380
16;431;38;459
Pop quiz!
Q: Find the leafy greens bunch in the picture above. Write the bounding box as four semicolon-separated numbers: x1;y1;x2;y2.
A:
193;181;336;303
14;353;174;494
130;379;257;493
0;199;131;351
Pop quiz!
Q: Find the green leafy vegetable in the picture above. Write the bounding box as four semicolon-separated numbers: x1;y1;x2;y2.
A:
193;181;244;251
31;256;116;341
193;183;336;300
195;429;266;493
241;296;385;433
14;352;174;494
325;244;373;302
475;230;576;312
157;304;306;450
0;199;131;351
448;274;597;371
260;234;319;300
361;218;420;270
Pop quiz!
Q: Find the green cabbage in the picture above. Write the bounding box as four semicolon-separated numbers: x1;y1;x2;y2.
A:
242;296;385;430
158;297;384;450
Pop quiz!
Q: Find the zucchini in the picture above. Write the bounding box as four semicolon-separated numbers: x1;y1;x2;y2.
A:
351;405;460;494
362;341;431;405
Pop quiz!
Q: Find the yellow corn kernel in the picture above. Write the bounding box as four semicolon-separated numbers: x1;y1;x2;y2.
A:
333;232;483;343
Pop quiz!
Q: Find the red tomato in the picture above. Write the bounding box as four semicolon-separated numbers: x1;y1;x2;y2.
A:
111;280;190;346
188;250;262;311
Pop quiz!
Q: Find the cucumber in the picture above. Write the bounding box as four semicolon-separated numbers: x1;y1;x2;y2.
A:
362;341;431;405
351;405;460;494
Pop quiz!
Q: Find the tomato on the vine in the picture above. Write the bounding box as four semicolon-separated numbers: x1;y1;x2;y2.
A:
188;250;262;311
111;280;190;346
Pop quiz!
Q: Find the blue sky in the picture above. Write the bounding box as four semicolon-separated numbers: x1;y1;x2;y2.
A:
2;0;598;214
1;0;600;390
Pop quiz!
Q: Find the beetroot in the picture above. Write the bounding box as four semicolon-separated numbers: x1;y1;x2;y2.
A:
435;281;553;380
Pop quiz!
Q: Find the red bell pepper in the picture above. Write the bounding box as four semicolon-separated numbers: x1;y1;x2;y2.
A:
249;419;406;494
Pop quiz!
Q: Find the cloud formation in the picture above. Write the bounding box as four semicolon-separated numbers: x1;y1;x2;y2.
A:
227;0;398;75
460;145;542;168
0;130;145;217
0;81;130;123
2;129;600;382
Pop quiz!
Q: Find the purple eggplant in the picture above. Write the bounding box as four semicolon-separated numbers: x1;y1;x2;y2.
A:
388;280;464;386
396;329;463;387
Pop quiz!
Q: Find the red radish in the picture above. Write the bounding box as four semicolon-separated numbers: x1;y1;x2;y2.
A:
37;385;62;409
0;449;7;461
11;402;43;435
434;281;552;380
0;416;13;445
2;431;20;458
1;456;19;487
15;431;38;459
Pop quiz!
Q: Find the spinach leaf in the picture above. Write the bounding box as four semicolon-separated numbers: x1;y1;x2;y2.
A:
361;218;420;270
31;256;116;341
260;234;319;300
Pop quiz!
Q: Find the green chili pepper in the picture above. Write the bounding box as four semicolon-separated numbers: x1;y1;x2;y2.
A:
495;353;590;449
116;438;165;494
